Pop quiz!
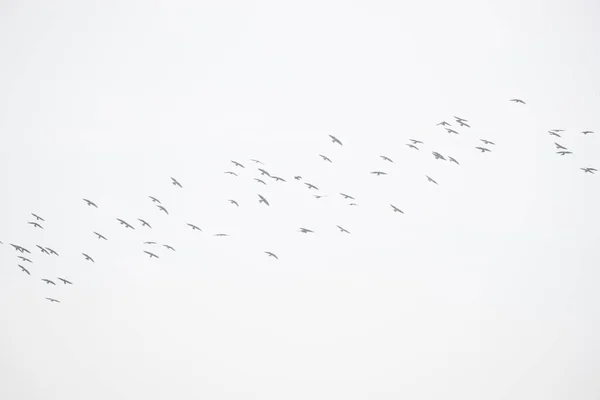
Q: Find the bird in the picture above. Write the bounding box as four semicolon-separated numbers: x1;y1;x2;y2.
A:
138;218;152;228
94;232;107;240
448;156;460;165
171;177;182;188
582;131;594;135
329;135;342;145
28;221;43;229
265;251;278;259
319;154;332;163
42;279;56;285
229;199;239;207
258;194;270;206
36;245;50;254
551;129;565;132
557;151;573;156
409;139;423;145
390;204;404;213
340;193;354;200
231;160;245;168
426;175;438;185
348;202;358;206
445;128;459;135
305;182;319;190
144;251;159;258
11;244;30;254
432;152;446;160
458;121;471;128
549;131;562;137
144;241;157;245
510;99;526;104
475;147;491;153
314;195;325;199
163;244;175;251
370;171;387;176
18;265;30;275
294;176;302;180
58;277;72;285
406;144;419;150
437;121;451;126
18;256;32;263
336;225;350;234
187;223;202;231
45;247;58;256
272;176;286;182
250;159;264;165
214;233;229;237
224;171;238;176
31;213;45;221
299;228;314;233
480;139;495;145
454;116;468;122
581;167;597;174
157;205;169;215
149;196;161;204
254;178;267;185
258;168;271;176
380;155;393;162
117;218;136;229
45;298;60;303
554;142;567;150
82;198;98;208
82;253;95;263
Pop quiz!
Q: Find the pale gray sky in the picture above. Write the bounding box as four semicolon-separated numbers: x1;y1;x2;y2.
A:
1;1;599;399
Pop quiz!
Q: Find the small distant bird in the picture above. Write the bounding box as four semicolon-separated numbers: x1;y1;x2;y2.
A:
581;167;597;174
163;244;175;251
551;129;565;132
31;213;45;221
299;228;314;234
83;198;98;208
475;147;491;153
329;135;343;145
445;128;459;135
231;160;245;168
426;175;438;185
340;193;355;200
554;143;567;150
171;177;182;188
258;194;270;206
305;183;319;190
144;241;157;245
214;233;229;237
458;121;470;128
557;151;572;155
409;139;423;145
480;139;495;145
42;279;56;285
58;277;72;285
406;144;419;150
18;265;30;275
319;154;332;163
336;225;350;234
294;176;302;180
370;171;387;176
454;116;468;122
314;195;325;199
94;232;107;240
224;171;238;176
348;203;358;206
380;155;393;162
258;168;271;176
432;152;446;160
36;245;49;254
390;204;404;213
549;131;561;137
18;256;32;263
448;156;459;165
157;205;169;215
45;297;60;303
510;99;526;104
250;159;264;165
254;178;267;185
144;251;159;258
82;253;95;263
229;199;239;207
187;223;202;231
28;221;43;229
265;251;278;259
11;244;29;253
437;121;451;126
138;218;151;228
582;131;594;135
45;247;58;256
117;218;135;229
149;196;161;204
272;176;286;182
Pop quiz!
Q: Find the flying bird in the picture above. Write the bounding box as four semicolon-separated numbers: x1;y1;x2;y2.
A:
432;152;446;160
448;156;460;165
187;223;202;231
549;131;561;137
348;203;358;206
144;251;159;258
82;253;95;263
163;244;175;251
94;232;107;240
554;142;567;150
138;218;152;228
510;99;526;104
454;116;468;122
409;139;423;145
224;171;238;176
258;194;270;206
299;228;314;234
18;256;32;263
36;245;50;254
581;167;597;174
319;154;332;163
380;155;393;162
254;178;267;185
336;225;350;234
250;159;264;165
117;218;136;229
231;160;245;168
229;199;239;207
557;151;573;156
28;221;43;229
458;121;470;128
157;205;169;215
445;128;459;135
272;176;286;182
329;135;342;145
425;175;438;185
42;279;56;285
83;198;98;208
370;171;387;176
582;131;594;135
214;233;229;237
475;147;491;153
45;247;58;256
480;139;495;145
171;177;182;188
258;168;271;176
406;144;419;150
149;196;161;204
58;277;72;285
340;193;354;200
390;204;404;213
305;183;319;190
265;251;278;259
144;241;157;245
294;176;302;180
18;265;30;275
31;213;45;221
437;121;451;126
45;298;60;303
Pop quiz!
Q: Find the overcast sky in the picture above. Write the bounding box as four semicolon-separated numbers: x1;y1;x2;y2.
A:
1;1;599;399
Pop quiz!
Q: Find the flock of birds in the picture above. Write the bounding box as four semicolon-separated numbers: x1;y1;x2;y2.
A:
2;99;596;304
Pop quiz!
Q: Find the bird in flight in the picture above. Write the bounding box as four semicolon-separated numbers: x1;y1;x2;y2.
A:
258;168;271;177
272;176;286;182
149;196;161;204
11;244;31;254
94;232;107;240
448;156;460;165
409;139;423;145
45;247;58;256
82;253;95;263
348;202;358;206
549;131;561;137
510;99;526;104
329;135;342;145
480;139;495;145
45;297;60;303
432;152;446;160
254;178;267;185
582;131;594;135
171;177;183;188
294;176;302;180
163;244;175;251
265;251;278;259
18;265;30;275
299;228;314;234
380;155;393;163
229;199;239;207
340;193;354;200
83;198;98;208
425;175;438;185
214;233;229;237
117;218;136;229
557;151;573;156
58;277;72;285
231;160;245;168
157;205;169;215
458;121;470;128
305;182;319;190
314;195;325;199
454;116;468;123
319;154;332;163
187;223;202;231
437;121;451;126
475;147;491;153
28;221;43;229
371;171;387;176
554;142;567;150
336;225;350;234
144;241;157;245
18;256;32;263
138;218;152;228
581;167;597;174
406;144;419;150
445;128;459;135
36;245;50;255
390;204;404;213
31;213;45;221
144;250;159;258
258;194;270;206
224;171;238;176
250;159;264;165
42;278;56;285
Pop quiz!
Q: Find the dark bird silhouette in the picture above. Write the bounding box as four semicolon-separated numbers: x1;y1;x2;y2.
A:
581;167;597;174
36;245;50;255
31;213;45;221
390;204;404;213
340;193;354;200
510;99;526;104
11;244;31;254
144;250;159;258
454;116;468;122
336;225;350;234
138;218;152;228
294;176;302;180
58;277;72;285
406;144;419;150
551;129;565;132
214;233;229;237
94;232;107;240
426;175;438;185
448;156;460;165
258;168;271;177
432;152;446;160
157;205;169;215
557;151;572;156
231;160;245;168
18;265;30;275
265;251;278;259
117;218;136;229
458;121;470;128
250;159;264;165
582;131;594;135
18;256;32;263
409;139;423;145
554;142;567;150
28;221;43;229
149;196;161;204
319;154;332;163
163;244;175;251
83;198;98;208
224;171;238;176
45;247;58;256
42;278;56;285
437;121;451;126
370;171;387;176
272;176;286;182
480;139;495;145
144;241;157;245
254;178;267;185
171;177;182;188
299;228;314;234
187;223;202;231
329;135;342;145
549;131;561;137
314;195;325;199
46;297;60;303
380;155;393;162
82;253;95;263
258;194;270;206
445;128;459;135
229;199;239;207
475;147;491;153
349;202;358;206
305;182;319;190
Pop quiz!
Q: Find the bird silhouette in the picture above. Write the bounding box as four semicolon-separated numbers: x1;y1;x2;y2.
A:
436;121;450;126
406;144;419;150
329;135;342;145
117;218;136;229
409;139;424;145
294;176;302;180
83;198;98;208
28;221;43;229
426;175;438;185
214;233;229;237
390;204;404;213
557;151;573;156
171;177;183;188
265;251;278;259
42;279;56;285
380;155;393;162
370;171;387;176
432;152;446;160
157;205;169;215
31;213;45;221
231;160;245;168
254;178;267;185
582;131;594;135
475;147;491;153
480;139;495;145
299;228;314;234
229;199;239;207
18;265;30;275
138;218;152;228
163;244;175;251
144;251;159;258
272;176;286;182
340;193;355;200
144;241;157;245
45;298;60;303
305;183;319;190
549;131;561;137
224;171;238;176
445;128;459;135
250;159;264;165
258;194;270;206
18;256;32;263
45;247;58;256
319;154;332;163
82;253;95;263
187;223;202;231
58;277;72;285
94;232;107;240
510;99;526;104
458;121;470;128
36;245;50;254
581;167;597;174
258;168;271;176
149;196;161;204
448;156;460;165
336;225;350;234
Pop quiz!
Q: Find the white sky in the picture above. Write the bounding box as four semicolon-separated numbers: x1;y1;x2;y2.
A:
1;1;599;399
